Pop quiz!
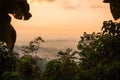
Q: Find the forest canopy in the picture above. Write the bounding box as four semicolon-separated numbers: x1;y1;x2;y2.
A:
0;0;120;80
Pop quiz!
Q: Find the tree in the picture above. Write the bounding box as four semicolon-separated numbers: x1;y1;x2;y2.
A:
77;20;120;80
0;0;31;50
18;55;42;80
103;0;120;20
41;48;79;80
21;36;44;56
0;42;20;80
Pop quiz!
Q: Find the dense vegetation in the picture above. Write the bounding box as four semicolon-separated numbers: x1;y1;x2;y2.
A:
0;0;120;80
0;20;120;80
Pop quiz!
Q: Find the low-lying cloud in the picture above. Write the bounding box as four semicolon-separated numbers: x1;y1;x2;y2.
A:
30;0;55;3
29;0;106;10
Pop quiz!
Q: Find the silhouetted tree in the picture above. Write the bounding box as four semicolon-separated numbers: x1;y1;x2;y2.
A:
18;55;42;80
42;48;79;80
0;42;20;80
0;0;31;50
21;36;44;56
77;20;120;80
103;0;120;20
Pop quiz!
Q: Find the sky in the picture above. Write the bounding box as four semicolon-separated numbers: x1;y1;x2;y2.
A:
11;0;113;43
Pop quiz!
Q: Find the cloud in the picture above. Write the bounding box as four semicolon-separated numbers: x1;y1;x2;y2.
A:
92;5;104;9
30;0;55;3
62;5;80;9
56;0;81;9
29;0;107;10
29;0;81;9
57;0;106;10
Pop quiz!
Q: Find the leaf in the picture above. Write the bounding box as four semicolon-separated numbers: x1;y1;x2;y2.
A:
110;1;120;20
103;0;110;3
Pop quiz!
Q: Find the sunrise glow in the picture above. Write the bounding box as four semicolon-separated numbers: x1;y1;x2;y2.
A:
11;0;113;43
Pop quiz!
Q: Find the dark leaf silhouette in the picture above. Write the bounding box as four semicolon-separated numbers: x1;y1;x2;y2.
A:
103;0;120;20
0;0;32;50
110;1;120;20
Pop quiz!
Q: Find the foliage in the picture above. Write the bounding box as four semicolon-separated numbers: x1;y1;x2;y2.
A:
0;0;32;20
0;0;31;50
1;20;120;80
103;0;120;20
77;20;120;80
0;42;20;80
18;55;42;80
1;72;20;80
39;20;119;80
41;20;120;80
1;1;120;80
18;36;45;80
0;42;42;80
41;48;79;80
21;36;44;56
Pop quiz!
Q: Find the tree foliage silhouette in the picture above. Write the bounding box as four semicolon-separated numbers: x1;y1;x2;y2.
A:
77;20;120;80
103;0;120;20
21;36;44;56
0;0;31;50
0;43;20;80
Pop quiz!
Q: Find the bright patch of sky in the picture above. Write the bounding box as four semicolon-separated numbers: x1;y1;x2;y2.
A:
12;0;113;42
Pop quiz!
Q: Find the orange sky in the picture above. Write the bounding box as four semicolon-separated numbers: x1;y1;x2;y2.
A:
11;0;113;43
